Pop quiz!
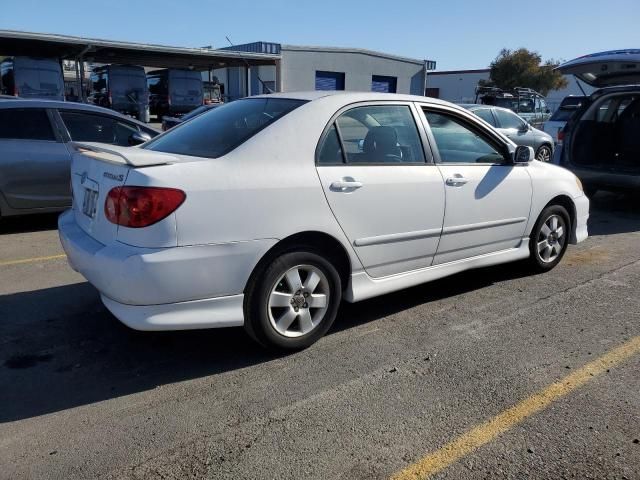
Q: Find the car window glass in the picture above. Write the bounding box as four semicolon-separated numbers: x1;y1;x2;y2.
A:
317;124;343;164
114;121;139;146
519;99;534;113
424;110;506;164
494;108;526;130
60;111;117;144
335;105;425;164
472;108;496;126
596;99;613;122
0;108;55;140
144;98;306;159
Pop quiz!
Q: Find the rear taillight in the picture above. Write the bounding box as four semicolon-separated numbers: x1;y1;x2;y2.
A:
104;186;186;228
557;128;565;145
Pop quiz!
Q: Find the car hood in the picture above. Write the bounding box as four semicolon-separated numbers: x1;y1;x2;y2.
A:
556;49;640;87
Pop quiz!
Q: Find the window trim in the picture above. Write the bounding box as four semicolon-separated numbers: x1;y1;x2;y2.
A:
315;101;434;167
419;105;512;166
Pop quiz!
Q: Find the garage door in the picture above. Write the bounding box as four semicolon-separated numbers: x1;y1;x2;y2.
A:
315;71;345;91
371;75;397;93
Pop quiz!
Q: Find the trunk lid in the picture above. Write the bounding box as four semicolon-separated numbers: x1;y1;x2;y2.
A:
69;143;179;245
557;49;640;87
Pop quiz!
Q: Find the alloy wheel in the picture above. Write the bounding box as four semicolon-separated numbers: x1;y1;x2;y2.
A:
267;264;330;338
536;146;552;162
537;214;566;263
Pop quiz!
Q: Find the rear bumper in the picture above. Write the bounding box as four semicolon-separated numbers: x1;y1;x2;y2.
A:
58;210;276;329
101;294;244;331
570;166;640;190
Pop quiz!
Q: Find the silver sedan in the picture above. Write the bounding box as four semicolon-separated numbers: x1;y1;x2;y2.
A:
461;104;555;162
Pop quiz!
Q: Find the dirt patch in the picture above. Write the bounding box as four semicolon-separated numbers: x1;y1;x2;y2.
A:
564;247;610;266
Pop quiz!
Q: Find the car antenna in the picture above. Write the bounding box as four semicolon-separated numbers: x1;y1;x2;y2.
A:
225;36;273;95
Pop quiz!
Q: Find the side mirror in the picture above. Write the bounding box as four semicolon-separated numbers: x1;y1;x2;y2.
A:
128;131;152;146
519;122;530;133
513;145;534;164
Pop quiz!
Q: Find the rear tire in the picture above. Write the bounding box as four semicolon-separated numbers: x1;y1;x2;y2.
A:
527;205;571;272
535;144;553;162
244;249;342;351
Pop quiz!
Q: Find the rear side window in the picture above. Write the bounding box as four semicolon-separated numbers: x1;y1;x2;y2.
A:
331;105;425;164
144;98;306;158
60;111;138;146
0;108;55;140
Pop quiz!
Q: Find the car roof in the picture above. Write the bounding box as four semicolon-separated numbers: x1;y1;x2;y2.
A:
251;90;456;107
0;98;160;132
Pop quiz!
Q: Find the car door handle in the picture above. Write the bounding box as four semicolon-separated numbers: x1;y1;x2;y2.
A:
330;179;363;191
445;175;468;187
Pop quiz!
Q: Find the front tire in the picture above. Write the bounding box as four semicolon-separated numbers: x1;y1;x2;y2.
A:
535;144;553;162
244;249;342;351
528;205;570;272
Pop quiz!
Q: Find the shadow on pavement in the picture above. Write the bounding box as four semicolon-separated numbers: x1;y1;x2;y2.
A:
0;212;60;235
0;261;529;424
588;191;640;236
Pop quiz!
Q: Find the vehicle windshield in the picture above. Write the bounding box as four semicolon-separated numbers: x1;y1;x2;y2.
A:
144;98;306;158
18;68;62;97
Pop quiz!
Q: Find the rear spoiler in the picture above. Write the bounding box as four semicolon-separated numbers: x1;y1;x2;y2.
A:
71;142;180;167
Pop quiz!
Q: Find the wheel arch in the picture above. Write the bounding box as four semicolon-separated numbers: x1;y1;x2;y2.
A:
244;231;352;295
542;194;577;242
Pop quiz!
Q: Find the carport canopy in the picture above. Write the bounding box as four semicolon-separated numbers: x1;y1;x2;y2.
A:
0;30;280;69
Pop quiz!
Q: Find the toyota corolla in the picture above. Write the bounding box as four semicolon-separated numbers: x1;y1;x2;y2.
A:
58;92;589;350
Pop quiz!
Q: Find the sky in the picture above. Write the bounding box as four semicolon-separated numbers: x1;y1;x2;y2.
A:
2;0;640;70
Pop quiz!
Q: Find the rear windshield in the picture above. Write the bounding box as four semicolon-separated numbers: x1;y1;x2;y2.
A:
18;68;62;97
144;98;306;158
549;108;577;122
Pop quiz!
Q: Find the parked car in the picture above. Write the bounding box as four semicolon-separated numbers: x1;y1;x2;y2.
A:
462;104;554;162
0;99;159;218
554;49;640;197
476;86;551;128
161;103;220;130
0;56;64;101
147;69;203;120
58;92;588;350
543;96;587;144
88;65;149;120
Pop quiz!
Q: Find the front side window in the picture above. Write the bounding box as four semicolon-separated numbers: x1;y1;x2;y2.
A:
60;111;138;146
424;110;506;164
494;109;527;130
333;105;425;164
472;108;497;127
0;108;55;141
144;98;306;158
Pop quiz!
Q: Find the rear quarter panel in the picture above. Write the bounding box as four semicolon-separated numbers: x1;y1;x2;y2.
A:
135;100;363;272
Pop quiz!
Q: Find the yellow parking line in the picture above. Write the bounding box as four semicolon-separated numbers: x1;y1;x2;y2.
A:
0;254;67;267
391;335;640;480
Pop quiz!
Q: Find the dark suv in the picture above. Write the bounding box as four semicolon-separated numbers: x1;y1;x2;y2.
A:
476;86;551;128
147;69;203;120
554;50;640;197
88;65;149;120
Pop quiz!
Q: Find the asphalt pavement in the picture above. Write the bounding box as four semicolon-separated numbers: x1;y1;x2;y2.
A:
1;192;639;479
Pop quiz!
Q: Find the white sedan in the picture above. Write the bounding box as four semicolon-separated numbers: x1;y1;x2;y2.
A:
59;92;589;350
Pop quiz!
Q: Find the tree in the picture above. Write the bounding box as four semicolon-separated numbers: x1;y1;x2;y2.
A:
479;48;568;95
